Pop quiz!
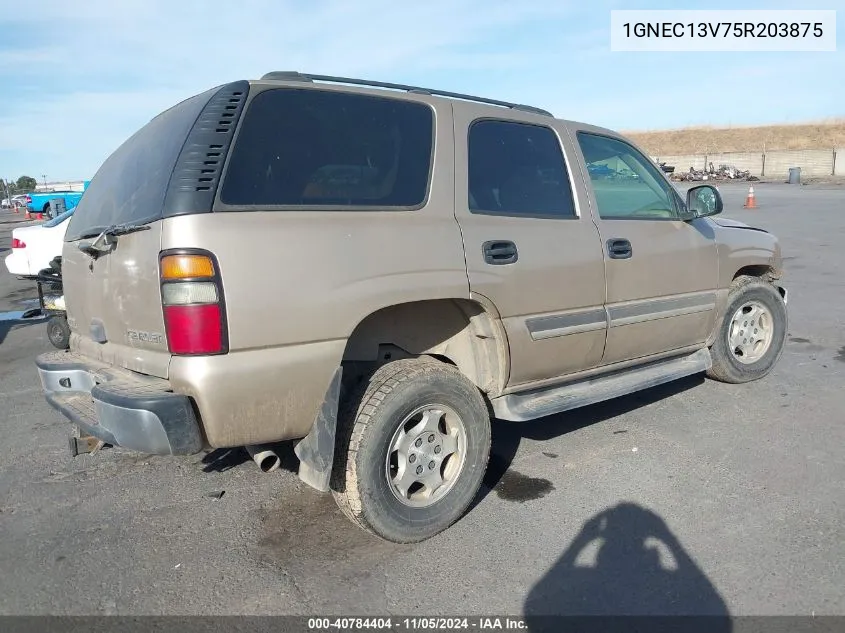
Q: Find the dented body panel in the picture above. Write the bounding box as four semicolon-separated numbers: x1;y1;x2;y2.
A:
63;224;171;379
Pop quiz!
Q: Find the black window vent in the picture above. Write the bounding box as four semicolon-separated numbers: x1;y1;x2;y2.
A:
162;80;250;217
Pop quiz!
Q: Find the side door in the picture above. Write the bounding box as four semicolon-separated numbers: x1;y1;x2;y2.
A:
453;106;608;390
570;126;719;366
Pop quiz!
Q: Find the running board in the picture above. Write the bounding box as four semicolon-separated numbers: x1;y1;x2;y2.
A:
491;348;712;422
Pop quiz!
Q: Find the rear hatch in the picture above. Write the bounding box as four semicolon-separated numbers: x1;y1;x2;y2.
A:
62;88;223;379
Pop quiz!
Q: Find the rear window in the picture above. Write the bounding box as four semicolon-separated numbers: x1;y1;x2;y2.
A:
65;90;214;241
219;88;434;208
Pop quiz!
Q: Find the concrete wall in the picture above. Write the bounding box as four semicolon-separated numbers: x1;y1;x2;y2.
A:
763;149;834;179
34;181;86;192
652;149;838;178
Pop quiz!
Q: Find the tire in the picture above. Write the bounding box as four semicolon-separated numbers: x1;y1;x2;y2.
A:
331;358;491;543
707;276;787;384
47;316;71;350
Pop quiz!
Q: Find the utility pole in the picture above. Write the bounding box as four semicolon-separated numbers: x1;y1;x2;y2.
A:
41;174;48;190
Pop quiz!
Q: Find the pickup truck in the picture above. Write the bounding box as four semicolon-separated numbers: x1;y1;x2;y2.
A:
26;182;89;216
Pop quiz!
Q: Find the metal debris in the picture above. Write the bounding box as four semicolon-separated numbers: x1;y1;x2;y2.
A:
670;162;759;182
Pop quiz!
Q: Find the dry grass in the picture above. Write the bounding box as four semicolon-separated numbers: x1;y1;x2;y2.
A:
625;119;845;156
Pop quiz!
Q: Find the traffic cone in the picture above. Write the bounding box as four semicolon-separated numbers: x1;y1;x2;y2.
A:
25;209;31;220
743;185;757;209
36;212;43;220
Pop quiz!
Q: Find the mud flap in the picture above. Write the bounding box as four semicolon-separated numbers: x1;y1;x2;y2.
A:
294;366;343;492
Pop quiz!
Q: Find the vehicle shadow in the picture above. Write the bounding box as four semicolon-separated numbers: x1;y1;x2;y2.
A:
523;502;731;631
0;315;44;346
471;375;705;509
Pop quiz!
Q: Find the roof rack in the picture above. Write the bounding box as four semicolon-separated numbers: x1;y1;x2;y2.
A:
260;71;552;117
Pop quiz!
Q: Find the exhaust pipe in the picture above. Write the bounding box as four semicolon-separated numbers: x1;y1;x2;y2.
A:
245;444;281;473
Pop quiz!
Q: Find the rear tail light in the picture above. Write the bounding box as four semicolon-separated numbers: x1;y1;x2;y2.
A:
11;238;25;249
159;251;227;355
25;195;31;204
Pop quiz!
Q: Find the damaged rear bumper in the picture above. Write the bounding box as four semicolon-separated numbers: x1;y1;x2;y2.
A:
36;350;203;455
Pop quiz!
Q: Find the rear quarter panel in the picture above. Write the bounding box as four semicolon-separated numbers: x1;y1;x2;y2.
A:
162;96;471;446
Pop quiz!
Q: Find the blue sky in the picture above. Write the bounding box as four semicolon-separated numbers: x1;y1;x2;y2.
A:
0;0;842;181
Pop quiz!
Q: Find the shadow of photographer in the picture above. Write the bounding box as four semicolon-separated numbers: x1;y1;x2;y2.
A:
523;502;731;632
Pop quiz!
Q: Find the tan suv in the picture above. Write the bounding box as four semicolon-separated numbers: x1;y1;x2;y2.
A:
36;72;787;543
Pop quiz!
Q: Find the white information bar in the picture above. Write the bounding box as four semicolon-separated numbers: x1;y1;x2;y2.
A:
611;10;837;52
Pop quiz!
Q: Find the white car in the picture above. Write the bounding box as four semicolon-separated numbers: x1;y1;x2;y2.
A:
4;208;74;277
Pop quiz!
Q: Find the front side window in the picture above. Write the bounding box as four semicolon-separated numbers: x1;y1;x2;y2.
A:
468;120;576;218
576;132;679;220
220;89;434;208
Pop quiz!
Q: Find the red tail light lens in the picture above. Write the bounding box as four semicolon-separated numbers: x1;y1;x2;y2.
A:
11;238;25;249
163;304;224;355
159;251;228;356
25;195;31;204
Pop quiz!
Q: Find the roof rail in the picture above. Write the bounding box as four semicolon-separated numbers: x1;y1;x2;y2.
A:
259;71;553;117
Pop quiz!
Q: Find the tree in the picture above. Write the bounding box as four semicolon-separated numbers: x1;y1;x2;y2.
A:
16;175;37;192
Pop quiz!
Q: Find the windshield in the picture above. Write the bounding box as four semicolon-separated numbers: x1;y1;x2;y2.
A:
43;208;75;228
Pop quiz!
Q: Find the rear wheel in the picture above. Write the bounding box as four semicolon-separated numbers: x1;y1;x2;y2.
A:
708;276;787;384
47;316;70;349
331;358;491;543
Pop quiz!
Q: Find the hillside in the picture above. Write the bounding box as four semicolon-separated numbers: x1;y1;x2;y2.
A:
626;120;845;156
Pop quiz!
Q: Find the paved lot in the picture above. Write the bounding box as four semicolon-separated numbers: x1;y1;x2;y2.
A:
0;183;843;618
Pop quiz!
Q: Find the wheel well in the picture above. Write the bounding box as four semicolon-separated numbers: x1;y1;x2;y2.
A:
341;299;507;396
733;265;777;282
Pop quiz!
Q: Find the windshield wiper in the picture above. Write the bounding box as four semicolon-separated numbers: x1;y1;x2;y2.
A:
77;223;151;258
78;223;151;240
103;223;151;237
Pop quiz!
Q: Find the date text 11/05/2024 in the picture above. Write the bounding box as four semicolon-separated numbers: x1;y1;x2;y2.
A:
307;617;527;631
622;21;824;39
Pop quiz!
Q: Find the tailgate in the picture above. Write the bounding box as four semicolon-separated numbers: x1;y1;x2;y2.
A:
63;224;170;378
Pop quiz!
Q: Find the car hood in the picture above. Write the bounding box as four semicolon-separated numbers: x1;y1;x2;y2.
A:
711;217;769;233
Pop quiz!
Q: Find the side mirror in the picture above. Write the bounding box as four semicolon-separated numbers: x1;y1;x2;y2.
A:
685;184;723;219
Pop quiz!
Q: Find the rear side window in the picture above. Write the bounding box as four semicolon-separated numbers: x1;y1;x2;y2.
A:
219;89;434;208
65;90;214;241
468;120;576;218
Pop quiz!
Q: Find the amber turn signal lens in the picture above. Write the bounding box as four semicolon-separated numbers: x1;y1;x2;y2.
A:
160;254;215;279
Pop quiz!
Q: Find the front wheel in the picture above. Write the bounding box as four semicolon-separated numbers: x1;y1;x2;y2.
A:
708;276;787;384
331;358;491;543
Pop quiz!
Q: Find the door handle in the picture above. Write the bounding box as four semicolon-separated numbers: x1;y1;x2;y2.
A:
483;240;518;265
606;238;632;260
